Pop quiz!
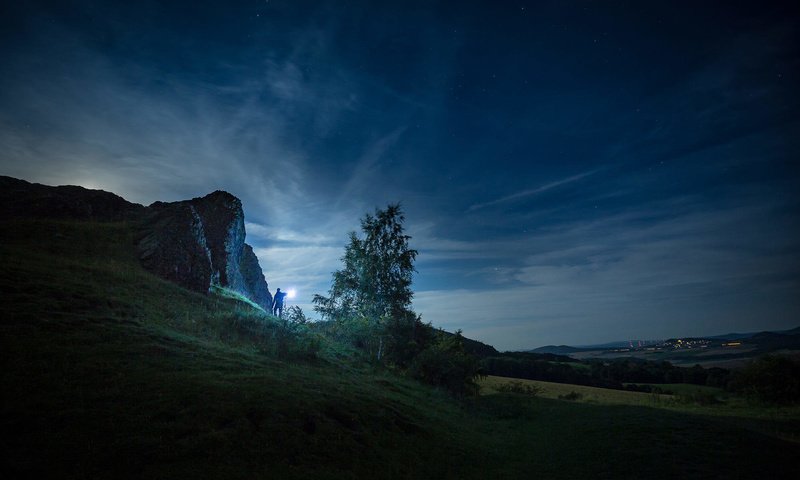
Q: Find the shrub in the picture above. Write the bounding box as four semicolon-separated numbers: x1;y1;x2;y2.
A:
730;355;800;405
409;330;482;397
497;381;543;397
676;391;720;406
284;305;308;325
558;391;583;401
624;384;673;395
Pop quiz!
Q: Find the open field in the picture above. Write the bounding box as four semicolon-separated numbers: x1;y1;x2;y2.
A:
482;375;673;406
482;375;800;442
2;219;800;478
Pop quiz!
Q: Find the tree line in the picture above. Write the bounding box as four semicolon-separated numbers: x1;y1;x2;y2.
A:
481;352;800;404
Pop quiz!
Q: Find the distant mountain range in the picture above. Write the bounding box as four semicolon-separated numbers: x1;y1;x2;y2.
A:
704;326;800;340
529;326;800;354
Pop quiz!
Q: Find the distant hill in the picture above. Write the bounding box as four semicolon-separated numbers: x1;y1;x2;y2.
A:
745;331;800;351
706;332;761;340
575;341;634;349
529;326;800;353
530;342;635;353
461;335;500;357
529;345;585;355
437;329;499;357
785;326;800;336
708;327;800;341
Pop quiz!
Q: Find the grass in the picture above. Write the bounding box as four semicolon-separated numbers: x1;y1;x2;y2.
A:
482;375;800;444
211;285;268;313
482;375;672;406
2;218;799;478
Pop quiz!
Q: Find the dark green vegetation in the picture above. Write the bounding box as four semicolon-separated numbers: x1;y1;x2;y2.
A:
313;204;481;395
482;351;800;404
730;355;800;405
2;218;799;479
482;352;725;388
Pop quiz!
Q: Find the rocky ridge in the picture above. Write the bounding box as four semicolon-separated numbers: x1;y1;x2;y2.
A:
0;176;272;310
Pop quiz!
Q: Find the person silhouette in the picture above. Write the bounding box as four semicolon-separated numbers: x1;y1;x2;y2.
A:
272;288;287;317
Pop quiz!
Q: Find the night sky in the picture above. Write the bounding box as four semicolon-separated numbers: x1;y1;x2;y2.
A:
1;1;798;350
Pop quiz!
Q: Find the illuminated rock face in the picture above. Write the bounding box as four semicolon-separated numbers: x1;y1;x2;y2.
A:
239;243;272;310
138;191;273;310
0;176;273;310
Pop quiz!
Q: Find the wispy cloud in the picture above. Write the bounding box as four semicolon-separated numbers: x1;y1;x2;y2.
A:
0;9;372;313
245;222;335;246
467;167;606;212
335;126;408;207
417;193;800;350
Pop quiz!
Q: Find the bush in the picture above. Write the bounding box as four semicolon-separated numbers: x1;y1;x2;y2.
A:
497;381;543;396
382;313;436;368
207;304;325;361
730;355;800;405
409;330;482;397
624;384;673;395
284;305;308;325
676;391;720;406
558;391;583;401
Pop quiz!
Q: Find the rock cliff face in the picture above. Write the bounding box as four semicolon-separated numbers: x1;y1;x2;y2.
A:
137;191;273;310
239;243;272;309
136;201;216;295
1;176;273;310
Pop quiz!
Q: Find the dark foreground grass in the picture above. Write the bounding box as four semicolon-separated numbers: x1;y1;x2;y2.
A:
2;219;799;479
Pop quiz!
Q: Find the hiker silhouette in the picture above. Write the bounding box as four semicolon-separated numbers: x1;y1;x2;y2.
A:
272;288;287;317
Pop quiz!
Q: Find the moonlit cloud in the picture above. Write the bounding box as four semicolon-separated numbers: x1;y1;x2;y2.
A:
415;189;800;349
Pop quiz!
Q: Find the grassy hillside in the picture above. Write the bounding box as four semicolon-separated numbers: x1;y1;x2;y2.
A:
482;375;672;406
2;219;799;478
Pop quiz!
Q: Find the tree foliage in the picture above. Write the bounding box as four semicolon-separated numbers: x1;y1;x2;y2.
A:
313;203;417;322
284;305;308;326
409;330;482;397
313;204;482;395
313;204;421;362
730;355;800;404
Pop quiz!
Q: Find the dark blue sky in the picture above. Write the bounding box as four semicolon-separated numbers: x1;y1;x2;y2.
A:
2;0;798;349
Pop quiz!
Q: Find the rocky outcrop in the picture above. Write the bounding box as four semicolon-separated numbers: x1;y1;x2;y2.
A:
239;243;272;309
136;202;215;294
1;176;273;310
135;191;273;310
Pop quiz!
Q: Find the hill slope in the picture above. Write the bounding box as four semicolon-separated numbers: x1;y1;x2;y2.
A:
2;216;799;478
0;176;272;309
0;219;476;478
